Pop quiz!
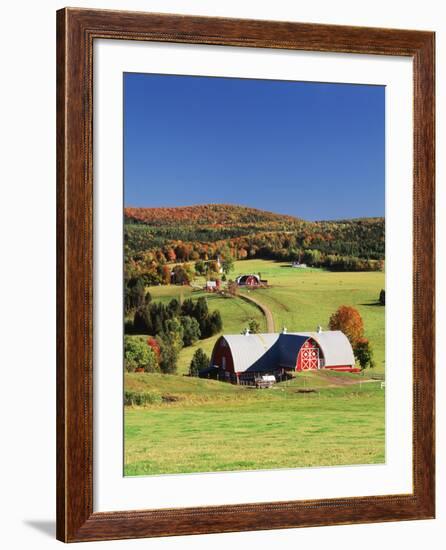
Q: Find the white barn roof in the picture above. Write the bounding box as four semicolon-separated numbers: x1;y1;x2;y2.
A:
289;331;355;367
217;334;280;373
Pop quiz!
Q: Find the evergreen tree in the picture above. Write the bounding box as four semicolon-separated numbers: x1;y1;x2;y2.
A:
354;338;376;370
165;317;184;344
181;316;201;346
153;314;164;336
181;298;195;317
157;333;181;375
189;348;210;376
144;290;152;305
125;277;146;313
194;297;210;335
208;310;223;336
167;298;181;317
133;307;152;334
379;289;385;305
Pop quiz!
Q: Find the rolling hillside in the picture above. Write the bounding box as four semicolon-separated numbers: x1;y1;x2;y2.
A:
124;203;384;278
125;203;301;226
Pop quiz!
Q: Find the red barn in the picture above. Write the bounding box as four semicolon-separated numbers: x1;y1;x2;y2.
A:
203;330;358;384
236;274;261;287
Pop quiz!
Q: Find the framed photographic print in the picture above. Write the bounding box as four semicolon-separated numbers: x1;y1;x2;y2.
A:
56;8;435;542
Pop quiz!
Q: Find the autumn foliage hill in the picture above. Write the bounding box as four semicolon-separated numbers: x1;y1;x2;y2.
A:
125;203;301;227
124;203;385;280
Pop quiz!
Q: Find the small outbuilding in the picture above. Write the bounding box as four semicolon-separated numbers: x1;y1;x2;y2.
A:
205;280;221;292
205;330;358;384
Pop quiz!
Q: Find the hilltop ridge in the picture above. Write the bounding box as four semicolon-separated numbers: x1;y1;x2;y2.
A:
123;203;384;277
124;203;302;226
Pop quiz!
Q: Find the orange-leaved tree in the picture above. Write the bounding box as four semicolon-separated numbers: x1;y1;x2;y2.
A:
328;305;364;347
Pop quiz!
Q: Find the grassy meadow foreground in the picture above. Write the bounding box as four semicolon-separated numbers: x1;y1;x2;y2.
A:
124;370;385;476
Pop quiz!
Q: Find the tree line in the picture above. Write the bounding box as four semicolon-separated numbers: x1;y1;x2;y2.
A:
124;293;222;374
124;216;384;282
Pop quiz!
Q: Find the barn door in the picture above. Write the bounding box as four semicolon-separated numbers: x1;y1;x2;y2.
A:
300;342;320;370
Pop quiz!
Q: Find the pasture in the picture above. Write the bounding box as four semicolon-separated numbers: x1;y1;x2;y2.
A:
124;260;385;476
124;371;385;476
146;259;385;374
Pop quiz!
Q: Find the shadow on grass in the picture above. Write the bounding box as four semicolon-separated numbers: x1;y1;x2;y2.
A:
360;301;384;307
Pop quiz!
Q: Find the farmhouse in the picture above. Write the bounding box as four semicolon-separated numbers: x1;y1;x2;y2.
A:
205;280;221;292
204;329;358;384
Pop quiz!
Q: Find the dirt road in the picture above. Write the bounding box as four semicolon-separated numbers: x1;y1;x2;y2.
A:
239;292;275;333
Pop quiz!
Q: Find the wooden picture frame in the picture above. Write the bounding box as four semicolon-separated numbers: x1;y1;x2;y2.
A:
56;7;435;542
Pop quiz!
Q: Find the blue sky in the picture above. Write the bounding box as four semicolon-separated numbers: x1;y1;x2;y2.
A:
124;73;384;221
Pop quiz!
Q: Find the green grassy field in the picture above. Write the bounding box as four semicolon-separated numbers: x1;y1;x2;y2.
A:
124;372;385;476
143;259;385;374
124;259;385;476
233;259;385;372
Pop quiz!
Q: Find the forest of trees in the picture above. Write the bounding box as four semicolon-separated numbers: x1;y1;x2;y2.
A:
125;292;222;374
124;204;384;283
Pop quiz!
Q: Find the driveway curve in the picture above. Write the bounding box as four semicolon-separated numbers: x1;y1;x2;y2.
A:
239;292;275;333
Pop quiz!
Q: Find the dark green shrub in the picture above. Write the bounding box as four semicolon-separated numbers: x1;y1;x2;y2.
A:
189;348;210;376
379;289;385;305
